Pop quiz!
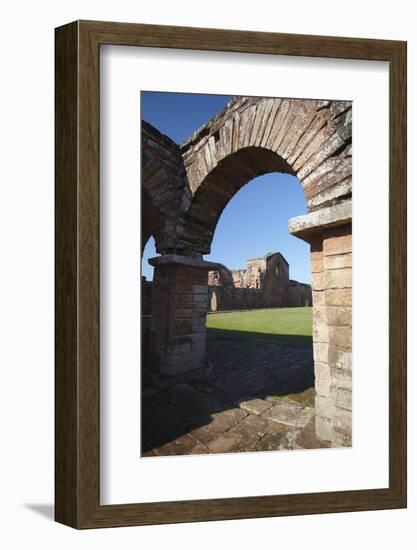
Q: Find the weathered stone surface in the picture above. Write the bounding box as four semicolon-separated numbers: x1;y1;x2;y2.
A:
226;414;277;446
239;398;274;416
329;347;352;371
255;429;287;451
312;290;326;306
324;253;352;270
315;361;331;397
331;430;352;448
327;306;352;327
315;395;333;419
324;268;352;290
288;201;352;241
328;325;352;350
313;342;328;363
295;417;331;449
142;337;326;456
207;435;237;453
310;257;323;273
334;407;352;436
332;366;352;389
325;288;352;306
312;272;326;291
313;305;329;344
152;433;198;456
308;177;351;210
265;401;314;428
316;414;332;442
188;408;248;445
335;387;352;411
323;233;352;256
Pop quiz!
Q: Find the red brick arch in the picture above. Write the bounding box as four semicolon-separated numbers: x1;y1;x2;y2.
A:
142;121;191;253
179;97;351;255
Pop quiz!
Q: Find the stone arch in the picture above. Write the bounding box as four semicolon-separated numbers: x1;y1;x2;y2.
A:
179;97;351;255
142;121;191;253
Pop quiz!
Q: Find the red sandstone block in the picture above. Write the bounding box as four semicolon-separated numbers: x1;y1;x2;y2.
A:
324;253;352;270
313;291;326;306
310;257;323;273
327;306;352;327
324;268;352;290
325;289;352;306
312;272;326;291
323;234;352;256
328;326;352;350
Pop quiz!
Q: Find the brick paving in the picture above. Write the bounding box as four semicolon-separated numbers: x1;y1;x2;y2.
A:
142;337;329;456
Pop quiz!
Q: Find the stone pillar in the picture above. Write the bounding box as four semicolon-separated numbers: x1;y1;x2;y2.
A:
289;201;352;446
323;225;352;447
148;254;214;377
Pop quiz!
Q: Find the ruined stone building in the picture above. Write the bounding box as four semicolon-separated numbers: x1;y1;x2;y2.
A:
142;95;352;447
207;252;312;311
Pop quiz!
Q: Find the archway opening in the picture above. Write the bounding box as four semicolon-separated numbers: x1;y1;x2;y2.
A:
202;170;315;428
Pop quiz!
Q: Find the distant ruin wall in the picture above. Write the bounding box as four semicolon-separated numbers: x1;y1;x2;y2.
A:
288;281;313;307
208;252;312;311
208;286;263;312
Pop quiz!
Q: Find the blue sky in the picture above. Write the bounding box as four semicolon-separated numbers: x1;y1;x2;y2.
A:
141;92;311;284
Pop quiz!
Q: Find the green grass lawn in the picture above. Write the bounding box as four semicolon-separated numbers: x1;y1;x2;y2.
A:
206;307;312;346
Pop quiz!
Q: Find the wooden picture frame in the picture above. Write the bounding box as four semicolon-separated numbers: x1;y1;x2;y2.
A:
55;20;407;528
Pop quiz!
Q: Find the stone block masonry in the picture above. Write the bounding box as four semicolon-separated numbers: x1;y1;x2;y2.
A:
148;255;216;376
290;215;352;446
207;251;312;311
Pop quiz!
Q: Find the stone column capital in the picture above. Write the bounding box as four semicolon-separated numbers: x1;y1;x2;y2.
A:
148;254;220;271
288;200;352;243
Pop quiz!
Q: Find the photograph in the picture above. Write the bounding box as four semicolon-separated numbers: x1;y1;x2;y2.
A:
140;91;353;457
0;0;411;540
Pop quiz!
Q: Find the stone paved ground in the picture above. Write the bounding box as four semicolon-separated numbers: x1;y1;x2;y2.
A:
142;338;329;456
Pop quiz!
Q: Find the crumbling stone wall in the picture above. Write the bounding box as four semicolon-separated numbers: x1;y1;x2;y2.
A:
207;252;311;311
142;121;190;253
178;97;351;255
142;95;352;446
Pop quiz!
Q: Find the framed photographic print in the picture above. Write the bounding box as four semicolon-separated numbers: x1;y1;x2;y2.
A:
55;20;406;528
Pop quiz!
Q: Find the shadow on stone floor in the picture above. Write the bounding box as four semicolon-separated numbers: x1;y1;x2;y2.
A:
207;327;313;347
141;332;321;456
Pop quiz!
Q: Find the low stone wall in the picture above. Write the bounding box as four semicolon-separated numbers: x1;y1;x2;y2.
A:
208;286;263;311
